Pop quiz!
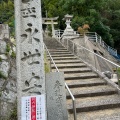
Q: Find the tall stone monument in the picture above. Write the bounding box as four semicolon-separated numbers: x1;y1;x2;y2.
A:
14;0;46;119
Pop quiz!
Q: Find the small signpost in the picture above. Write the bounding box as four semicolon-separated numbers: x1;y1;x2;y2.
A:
21;95;46;120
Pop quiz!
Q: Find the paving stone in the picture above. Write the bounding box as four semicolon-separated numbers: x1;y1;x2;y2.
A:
48;56;78;60
52;63;86;69
52;59;82;64
68;108;120;120
52;67;91;73
50;52;71;55
66;78;106;87
48;49;68;52
66;85;117;98
67;94;120;112
64;72;98;80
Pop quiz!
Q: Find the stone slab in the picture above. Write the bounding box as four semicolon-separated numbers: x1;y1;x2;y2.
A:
0;40;6;53
67;94;120;112
66;85;116;97
46;72;68;120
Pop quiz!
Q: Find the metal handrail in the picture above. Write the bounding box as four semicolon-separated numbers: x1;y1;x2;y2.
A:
54;30;118;56
85;32;117;56
44;43;77;120
54;30;118;63
56;37;120;83
66;39;120;68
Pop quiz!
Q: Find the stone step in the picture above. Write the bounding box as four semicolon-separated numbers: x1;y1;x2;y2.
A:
67;94;120;113
51;63;86;69
52;67;91;73
64;72;98;80
48;56;78;60
52;59;82;63
51;48;67;50
49;52;71;55
66;85;117;98
52;60;82;64
66;78;106;88
46;47;64;49
44;37;120;120
48;49;68;52
68;108;120;120
47;54;74;57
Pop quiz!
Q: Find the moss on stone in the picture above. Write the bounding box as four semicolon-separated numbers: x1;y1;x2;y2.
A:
9;105;17;120
11;51;16;58
0;57;2;62
44;52;50;73
0;71;7;79
6;44;11;53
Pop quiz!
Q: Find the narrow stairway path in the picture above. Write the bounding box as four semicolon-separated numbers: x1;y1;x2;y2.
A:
44;37;120;120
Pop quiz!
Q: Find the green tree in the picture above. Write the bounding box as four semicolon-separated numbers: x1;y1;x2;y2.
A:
42;0;120;49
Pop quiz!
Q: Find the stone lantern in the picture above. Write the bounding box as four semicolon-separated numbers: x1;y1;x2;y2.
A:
63;14;74;34
64;14;73;31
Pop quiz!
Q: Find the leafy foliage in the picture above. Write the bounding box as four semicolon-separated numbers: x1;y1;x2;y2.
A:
0;0;14;36
1;0;120;53
43;0;120;52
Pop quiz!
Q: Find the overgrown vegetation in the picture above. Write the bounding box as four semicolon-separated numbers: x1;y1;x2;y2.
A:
6;44;11;53
0;71;7;79
0;57;2;62
44;52;50;73
8;103;17;120
11;51;16;58
0;0;14;36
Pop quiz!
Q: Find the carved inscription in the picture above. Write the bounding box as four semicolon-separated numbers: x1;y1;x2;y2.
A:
54;80;64;119
19;0;44;95
21;50;40;65
15;0;45;119
22;0;33;3
21;23;40;44
22;72;42;94
46;72;68;120
21;7;36;18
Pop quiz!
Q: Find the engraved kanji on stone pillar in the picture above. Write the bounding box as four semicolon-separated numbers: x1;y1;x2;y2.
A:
15;0;45;119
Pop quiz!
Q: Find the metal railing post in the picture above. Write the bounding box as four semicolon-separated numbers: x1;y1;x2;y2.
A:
108;46;110;52
73;42;75;54
95;32;97;42
59;30;60;42
102;41;104;48
94;53;97;72
100;36;102;45
116;50;117;56
73;100;77;120
67;39;68;50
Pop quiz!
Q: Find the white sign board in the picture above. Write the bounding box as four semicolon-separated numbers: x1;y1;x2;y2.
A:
21;95;46;120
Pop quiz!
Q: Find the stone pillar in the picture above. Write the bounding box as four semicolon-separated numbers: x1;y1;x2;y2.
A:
14;0;46;120
51;20;55;38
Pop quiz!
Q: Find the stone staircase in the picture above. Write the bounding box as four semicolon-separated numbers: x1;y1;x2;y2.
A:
44;37;120;120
